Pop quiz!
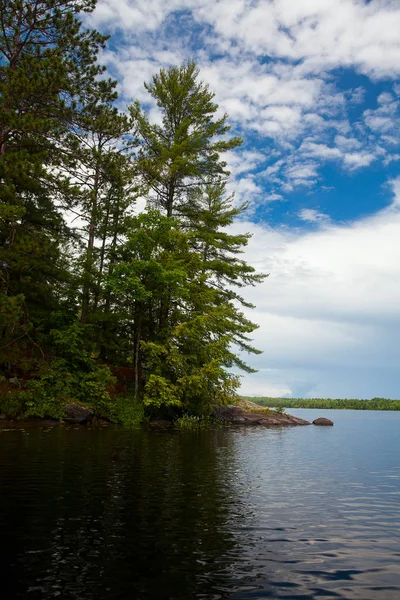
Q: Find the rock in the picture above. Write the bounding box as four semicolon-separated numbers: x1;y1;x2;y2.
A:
148;419;172;428
63;403;92;424
231;416;247;424
9;376;21;387
313;417;334;426
91;418;110;427
213;404;311;427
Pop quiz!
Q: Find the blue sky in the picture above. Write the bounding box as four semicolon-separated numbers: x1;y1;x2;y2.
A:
87;0;400;398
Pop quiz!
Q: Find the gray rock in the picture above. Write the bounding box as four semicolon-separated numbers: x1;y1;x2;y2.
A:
313;417;334;426
9;376;21;387
231;416;247;423
64;403;92;424
213;404;310;427
148;419;172;428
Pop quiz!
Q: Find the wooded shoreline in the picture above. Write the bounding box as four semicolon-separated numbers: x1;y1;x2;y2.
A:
248;397;400;411
1;1;265;423
0;399;313;428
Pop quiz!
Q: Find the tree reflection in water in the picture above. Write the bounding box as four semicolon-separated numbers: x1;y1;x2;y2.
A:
0;427;245;600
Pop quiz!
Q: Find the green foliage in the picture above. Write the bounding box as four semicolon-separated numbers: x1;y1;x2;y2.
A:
111;395;145;426
248;397;400;411
130;61;242;217
107;203;263;414
0;0;109;368
0;391;25;418
11;322;116;419
22;383;66;420
175;413;215;429
1;10;265;423
22;357;113;419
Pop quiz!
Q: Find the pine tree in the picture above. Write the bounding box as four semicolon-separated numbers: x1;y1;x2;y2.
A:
110;63;266;414
108;201;265;413
0;0;108;371
62;79;135;326
130;61;242;217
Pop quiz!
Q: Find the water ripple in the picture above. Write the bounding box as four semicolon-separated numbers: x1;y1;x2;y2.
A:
0;411;400;598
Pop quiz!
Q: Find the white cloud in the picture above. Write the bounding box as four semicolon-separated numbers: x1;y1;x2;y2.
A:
265;192;283;202
363;90;400;156
298;209;330;224
192;0;400;78
89;0;400;198
227;175;264;209
233;178;400;397
224;150;266;176
342;151;376;168
300;141;342;160
334;135;362;151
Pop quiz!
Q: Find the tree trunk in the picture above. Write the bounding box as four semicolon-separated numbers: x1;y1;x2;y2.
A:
134;317;141;398
81;142;102;323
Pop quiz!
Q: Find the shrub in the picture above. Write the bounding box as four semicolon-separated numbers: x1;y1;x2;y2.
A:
111;395;145;426
0;391;26;418
21;356;115;420
175;413;215;429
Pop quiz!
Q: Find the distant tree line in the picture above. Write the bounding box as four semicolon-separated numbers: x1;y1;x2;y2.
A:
249;398;400;411
0;1;265;421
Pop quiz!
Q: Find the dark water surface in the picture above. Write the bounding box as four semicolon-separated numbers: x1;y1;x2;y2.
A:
1;410;400;599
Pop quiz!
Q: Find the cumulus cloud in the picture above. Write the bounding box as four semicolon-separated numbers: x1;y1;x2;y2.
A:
92;0;400;79
233;178;400;397
297;209;330;224
89;0;400;201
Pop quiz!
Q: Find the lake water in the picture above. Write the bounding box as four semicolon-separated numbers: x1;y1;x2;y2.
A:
1;409;400;599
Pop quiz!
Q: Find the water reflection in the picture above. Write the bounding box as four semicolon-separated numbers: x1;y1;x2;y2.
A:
1;412;400;599
0;427;244;599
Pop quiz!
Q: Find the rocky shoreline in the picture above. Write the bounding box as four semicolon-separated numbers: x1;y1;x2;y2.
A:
213;404;311;426
0;400;333;428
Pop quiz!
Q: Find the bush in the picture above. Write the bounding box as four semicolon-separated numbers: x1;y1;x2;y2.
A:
0;391;26;418
175;413;216;429
20;356;115;420
111;395;145;426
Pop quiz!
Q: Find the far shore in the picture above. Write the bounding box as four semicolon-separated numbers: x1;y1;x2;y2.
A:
244;396;400;411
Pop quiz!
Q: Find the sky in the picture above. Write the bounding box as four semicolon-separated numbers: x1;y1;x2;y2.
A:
86;0;400;398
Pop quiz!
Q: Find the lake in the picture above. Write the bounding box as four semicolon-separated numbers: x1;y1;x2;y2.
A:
1;409;400;599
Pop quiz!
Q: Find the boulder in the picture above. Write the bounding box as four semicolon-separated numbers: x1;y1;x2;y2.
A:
213;404;311;427
313;417;334;426
63;403;92;424
148;419;172;428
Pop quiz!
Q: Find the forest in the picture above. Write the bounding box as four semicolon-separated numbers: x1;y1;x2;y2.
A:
0;0;265;423
250;397;400;411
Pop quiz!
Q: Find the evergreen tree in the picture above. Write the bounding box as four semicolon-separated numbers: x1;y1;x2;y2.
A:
108;196;265;413
62;79;135;326
0;0;108;370
181;181;266;361
0;46;266;421
130;61;242;217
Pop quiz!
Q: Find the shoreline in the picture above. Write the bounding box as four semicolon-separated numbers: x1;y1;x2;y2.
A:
0;399;314;429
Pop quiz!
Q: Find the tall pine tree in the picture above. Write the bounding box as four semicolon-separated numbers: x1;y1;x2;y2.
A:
130;61;242;217
108;64;266;414
0;0;108;371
